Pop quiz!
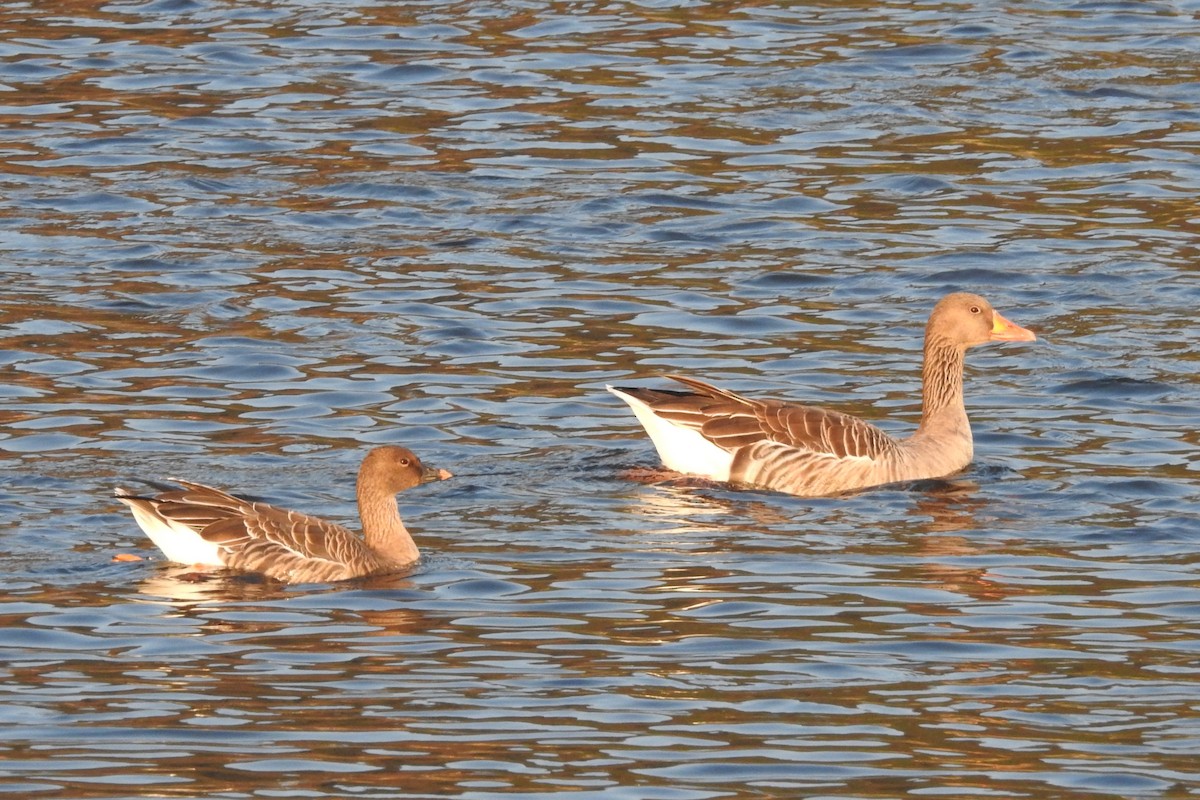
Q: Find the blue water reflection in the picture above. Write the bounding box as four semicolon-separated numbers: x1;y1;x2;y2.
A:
1;0;1198;797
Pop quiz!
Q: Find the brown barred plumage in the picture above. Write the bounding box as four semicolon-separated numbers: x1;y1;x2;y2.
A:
610;293;1036;497
115;446;451;584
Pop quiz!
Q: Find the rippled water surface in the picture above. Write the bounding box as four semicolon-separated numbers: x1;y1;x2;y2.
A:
2;1;1199;798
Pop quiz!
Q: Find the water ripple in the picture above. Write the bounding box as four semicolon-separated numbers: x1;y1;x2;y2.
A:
0;1;1198;798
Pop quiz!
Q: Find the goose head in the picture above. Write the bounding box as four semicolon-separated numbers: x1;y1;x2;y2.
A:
926;292;1036;349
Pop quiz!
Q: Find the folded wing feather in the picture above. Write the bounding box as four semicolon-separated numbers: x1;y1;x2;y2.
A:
664;375;895;462
149;480;358;574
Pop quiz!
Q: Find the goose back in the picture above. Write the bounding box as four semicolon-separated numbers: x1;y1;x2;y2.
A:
608;293;1035;496
115;445;446;584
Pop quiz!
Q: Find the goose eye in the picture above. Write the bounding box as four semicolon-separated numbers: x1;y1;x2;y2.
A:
969;305;981;314
399;458;410;466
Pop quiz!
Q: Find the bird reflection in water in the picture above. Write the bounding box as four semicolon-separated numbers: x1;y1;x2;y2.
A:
906;479;1017;602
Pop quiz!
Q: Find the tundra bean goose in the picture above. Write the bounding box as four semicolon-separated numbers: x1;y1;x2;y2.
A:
115;446;451;584
608;293;1036;497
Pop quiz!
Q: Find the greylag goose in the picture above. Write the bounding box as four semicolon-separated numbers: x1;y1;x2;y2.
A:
114;446;451;584
608;292;1036;497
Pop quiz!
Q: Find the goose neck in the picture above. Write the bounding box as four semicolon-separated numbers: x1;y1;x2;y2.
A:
918;338;967;431
357;481;419;566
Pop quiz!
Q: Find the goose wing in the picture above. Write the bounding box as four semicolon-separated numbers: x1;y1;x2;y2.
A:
148;480;363;571
665;374;896;461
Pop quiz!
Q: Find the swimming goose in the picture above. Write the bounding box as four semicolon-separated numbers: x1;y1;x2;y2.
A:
115;446;451;584
608;292;1036;497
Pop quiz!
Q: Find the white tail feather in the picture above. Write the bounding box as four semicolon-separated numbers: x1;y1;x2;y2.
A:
607;386;733;481
115;493;224;566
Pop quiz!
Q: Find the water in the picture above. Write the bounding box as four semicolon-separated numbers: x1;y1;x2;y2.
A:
1;1;1199;797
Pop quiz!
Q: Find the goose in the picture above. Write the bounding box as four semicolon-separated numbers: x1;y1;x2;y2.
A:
607;292;1036;497
115;445;451;584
